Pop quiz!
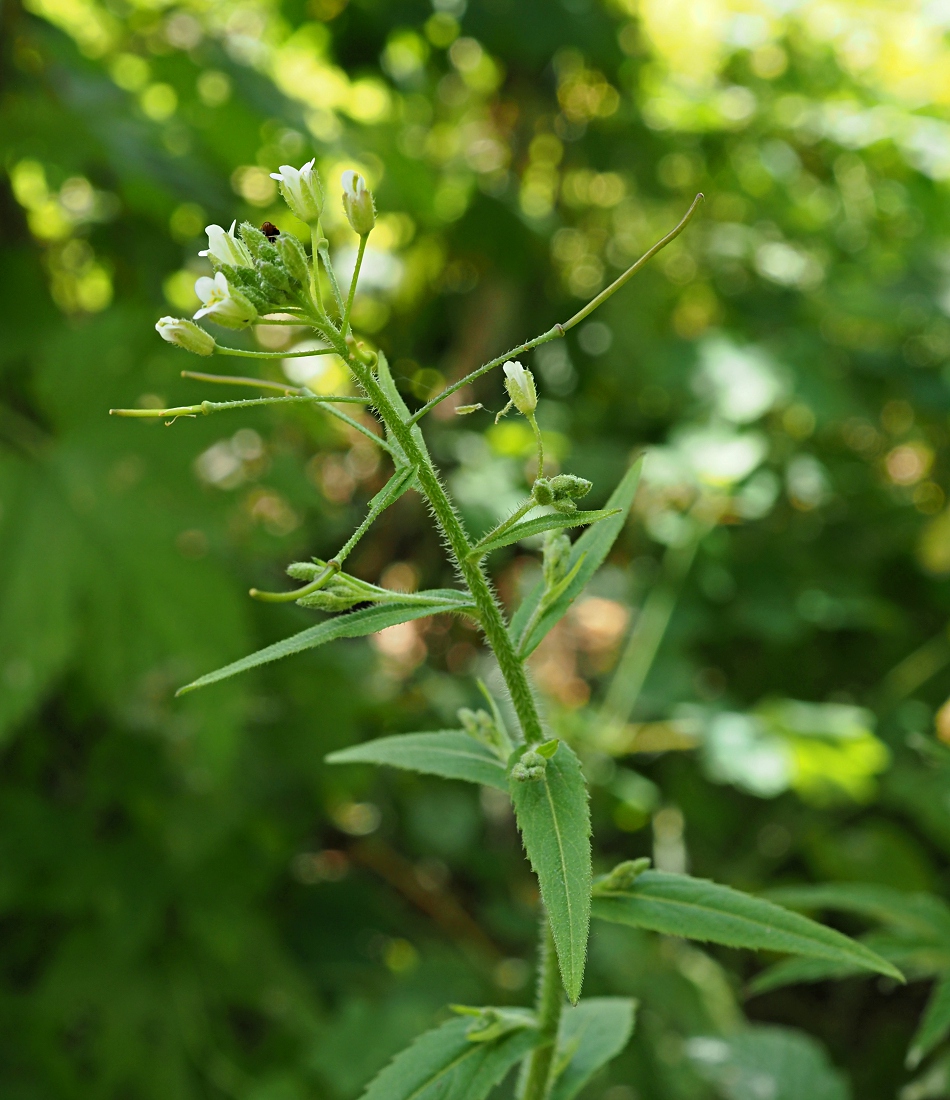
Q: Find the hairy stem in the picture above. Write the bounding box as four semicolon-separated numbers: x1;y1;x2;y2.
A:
343;353;545;744
342;235;367;334
520;917;562;1100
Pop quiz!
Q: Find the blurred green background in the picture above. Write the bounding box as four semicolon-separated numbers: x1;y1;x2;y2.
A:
5;0;950;1096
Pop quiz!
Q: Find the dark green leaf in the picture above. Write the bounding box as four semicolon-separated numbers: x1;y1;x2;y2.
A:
474;509;620;557
686;1026;850;1100
326;731;508;790
550;998;637;1100
909;975;950;1068
358;1014;538;1100
592;871;903;980
510;457;643;658
765;884;950;942
178;594;475;695
510;741;591;1003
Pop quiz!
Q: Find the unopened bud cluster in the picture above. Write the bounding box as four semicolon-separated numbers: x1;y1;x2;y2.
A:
458;707;511;758
511;739;560;782
532;473;592;515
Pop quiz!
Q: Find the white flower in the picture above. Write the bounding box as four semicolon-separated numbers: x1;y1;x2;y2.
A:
341;170;376;236
193;272;257;329
270;159;324;224
199;221;253;268
155;316;216;355
503;360;537;417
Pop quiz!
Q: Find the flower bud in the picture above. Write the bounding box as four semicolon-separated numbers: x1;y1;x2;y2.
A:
193;272;258;329
549;473;592;501
503;361;537;418
341;170;376;236
542;531;572;589
275;233;310;285
511;750;547;782
199;221;254;268
154;316;216;356
270;159;324;225
594;858;652;894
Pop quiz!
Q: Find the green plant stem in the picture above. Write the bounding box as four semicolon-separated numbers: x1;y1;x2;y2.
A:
310;225;325;314
598;536;700;736
342;352;545;745
342;234;367;334
215;346;336;360
318;235;346;319
520;917;563;1100
180;371;370;400
409;193;703;425
528;412;544;480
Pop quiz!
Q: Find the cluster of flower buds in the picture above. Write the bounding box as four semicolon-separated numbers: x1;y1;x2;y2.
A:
510;738;560;782
153;159;379;353
532;473;592;515
592;857;652;894
458;707;511;758
451;1005;536;1042
285;559;420;612
541;530;572;590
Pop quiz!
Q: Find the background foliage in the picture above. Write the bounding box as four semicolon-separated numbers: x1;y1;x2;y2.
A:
4;0;950;1096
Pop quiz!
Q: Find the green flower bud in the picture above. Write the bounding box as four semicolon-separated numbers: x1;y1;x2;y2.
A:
275;233;311;285
154;316;216;356
532;477;554;506
503;360;537;417
542;531;572;588
238;222;270;259
550;473;592;501
257;260;292;298
511;750;547;782
594;858;652;894
270;159;324;225
341;170;376;236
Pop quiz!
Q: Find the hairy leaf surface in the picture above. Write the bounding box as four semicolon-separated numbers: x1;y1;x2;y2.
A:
358;1014;538;1100
510;742;591;1003
550;998;637;1100
474;509;619;557
592;871;902;980
327;731;508;789
178;593;475;694
510;457;642;658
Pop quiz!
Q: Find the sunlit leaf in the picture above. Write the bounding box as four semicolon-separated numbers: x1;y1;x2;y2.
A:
326;731;508;790
474;509;619;557
178;593;475;694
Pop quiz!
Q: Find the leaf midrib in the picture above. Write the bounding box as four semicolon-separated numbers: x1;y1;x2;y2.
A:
544;771;575;989
596;889;889;966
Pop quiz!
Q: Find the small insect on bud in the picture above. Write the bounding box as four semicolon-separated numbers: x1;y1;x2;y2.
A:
341;170;376;236
503;361;537;418
270;159;324;225
260;221;280;241
154;316;216;356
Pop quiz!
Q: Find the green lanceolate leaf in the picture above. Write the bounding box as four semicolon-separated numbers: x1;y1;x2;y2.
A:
549;998;637;1100
765;884;950;942
177;594;475;695
357;1013;538;1100
591;870;903;981
376;350;430;469
747;955;870;997
686;1026;850;1100
473;509;620;558
326;731;509;790
909;975;950;1068
510;741;591;1003
510;456;643;658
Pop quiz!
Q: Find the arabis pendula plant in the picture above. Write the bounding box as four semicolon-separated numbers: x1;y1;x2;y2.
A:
112;180;899;1100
